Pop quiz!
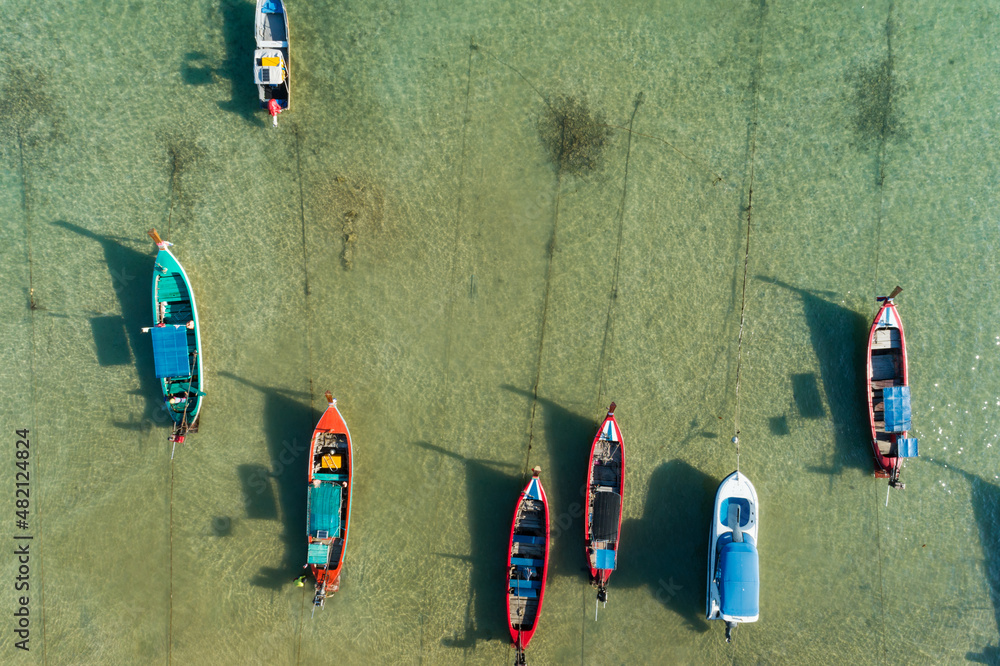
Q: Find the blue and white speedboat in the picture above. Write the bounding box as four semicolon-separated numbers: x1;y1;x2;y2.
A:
706;470;759;642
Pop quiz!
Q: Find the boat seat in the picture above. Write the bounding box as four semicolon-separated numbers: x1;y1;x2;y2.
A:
512;535;544;545
510;557;543;567
509;585;538;598
728;503;744;543
321;454;343;470
871;354;897;381
872;328;901;349
307;542;330;564
509;578;541;589
719;497;750;527
314;473;347;481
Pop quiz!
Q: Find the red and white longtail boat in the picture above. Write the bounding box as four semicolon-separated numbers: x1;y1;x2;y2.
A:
866;286;918;490
585;402;624;618
506;466;549;665
306;391;353;609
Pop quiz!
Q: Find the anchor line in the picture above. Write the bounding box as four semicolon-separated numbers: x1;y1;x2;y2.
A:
19;127;48;661
524;171;563;478
598;123;728;187
871;11;895;666
873;480;887;666
475;43;552;111
732;0;767;468
167;457;174;665
477;44;728;188
166;149;179;240
872;3;896;309
732;103;756;460
596;92;644;411
440;37;477;392
293;124;315;395
292;122;317;655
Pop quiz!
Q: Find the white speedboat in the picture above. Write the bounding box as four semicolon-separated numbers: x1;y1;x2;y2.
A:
706;470;759;642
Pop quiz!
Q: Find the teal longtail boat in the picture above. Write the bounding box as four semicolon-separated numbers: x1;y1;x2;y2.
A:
143;229;204;451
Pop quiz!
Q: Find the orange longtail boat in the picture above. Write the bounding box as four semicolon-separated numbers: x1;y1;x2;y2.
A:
306;391;353;608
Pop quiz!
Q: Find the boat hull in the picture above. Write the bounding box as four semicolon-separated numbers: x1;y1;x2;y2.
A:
506;473;550;655
307;397;353;596
707;470;759;625
585;407;624;590
255;0;290;109
866;300;909;484
150;246;203;430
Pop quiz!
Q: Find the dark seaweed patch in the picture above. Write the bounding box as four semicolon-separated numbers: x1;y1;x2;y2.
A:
849;54;908;151
182;52;216;86
157;133;207;231
537;95;611;175
313;175;386;270
0;66;62;146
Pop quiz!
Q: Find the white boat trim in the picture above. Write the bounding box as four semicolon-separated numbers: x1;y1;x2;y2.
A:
706;470;759;624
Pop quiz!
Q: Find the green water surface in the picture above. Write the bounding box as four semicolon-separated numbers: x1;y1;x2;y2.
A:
3;0;1000;663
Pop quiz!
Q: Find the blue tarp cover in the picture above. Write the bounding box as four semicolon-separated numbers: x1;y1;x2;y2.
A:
883;386;912;432
150;326;189;378
307;542;330;565
719;541;759;618
595;549;616;570
309;483;342;537
897;437;919;458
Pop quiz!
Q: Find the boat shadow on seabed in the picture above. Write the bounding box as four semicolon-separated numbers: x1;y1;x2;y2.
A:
926;459;1000;663
613;460;715;633
52;221;176;431
758;277;871;480
500;385;595;584
414;441;520;649
215;0;266;126
218;371;313;589
498;387;713;630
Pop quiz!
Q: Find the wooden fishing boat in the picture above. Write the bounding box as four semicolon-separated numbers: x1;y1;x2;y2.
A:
143;229;203;448
306;391;353;608
254;0;290;120
585;402;624;616
507;466;549;665
866;286;918;489
707;470;759;643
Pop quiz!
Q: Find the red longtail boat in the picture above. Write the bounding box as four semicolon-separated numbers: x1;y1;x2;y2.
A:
866;286;918;489
306;391;353;608
585;402;624;617
506;466;549;665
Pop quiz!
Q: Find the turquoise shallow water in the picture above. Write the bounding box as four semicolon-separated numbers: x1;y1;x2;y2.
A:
3;0;1000;663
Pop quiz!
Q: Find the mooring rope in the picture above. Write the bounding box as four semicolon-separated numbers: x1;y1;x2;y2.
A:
731;194;753;473
731;113;757;473
292;121;316;661
19;127;48;662
731;0;768;472
167;457;174;665
596;92;643;410
871;10;896;665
